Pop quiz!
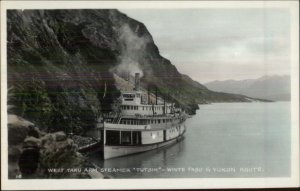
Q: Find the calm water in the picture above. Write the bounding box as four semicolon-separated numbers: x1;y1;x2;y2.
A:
89;102;291;178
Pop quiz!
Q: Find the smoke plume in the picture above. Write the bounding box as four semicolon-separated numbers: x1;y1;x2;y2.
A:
112;24;150;78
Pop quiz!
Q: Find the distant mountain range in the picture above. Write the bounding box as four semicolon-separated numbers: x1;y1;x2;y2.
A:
205;75;291;101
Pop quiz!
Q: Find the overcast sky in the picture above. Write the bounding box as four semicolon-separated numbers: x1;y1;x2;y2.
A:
120;9;291;83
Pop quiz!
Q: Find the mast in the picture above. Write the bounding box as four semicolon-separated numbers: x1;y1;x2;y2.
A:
163;94;166;115
155;87;158;105
148;86;150;104
152;103;154;116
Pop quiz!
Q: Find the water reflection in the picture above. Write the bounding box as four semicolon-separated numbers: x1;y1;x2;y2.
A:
89;138;186;178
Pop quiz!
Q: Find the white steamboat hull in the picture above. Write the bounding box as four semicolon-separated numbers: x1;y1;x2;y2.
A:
103;133;185;159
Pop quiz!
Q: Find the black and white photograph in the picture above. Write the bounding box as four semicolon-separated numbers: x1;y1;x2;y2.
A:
1;0;299;190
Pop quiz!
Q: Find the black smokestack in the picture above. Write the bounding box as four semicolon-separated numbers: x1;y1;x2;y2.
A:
134;73;140;91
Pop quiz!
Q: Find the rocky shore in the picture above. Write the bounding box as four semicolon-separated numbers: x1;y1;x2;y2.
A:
8;114;103;179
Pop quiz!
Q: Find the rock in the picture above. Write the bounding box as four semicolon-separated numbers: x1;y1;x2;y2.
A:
37;131;85;178
23;137;41;148
8;114;34;127
7;115;86;179
8;162;21;179
8;125;29;146
19;148;40;177
8;146;22;163
8;114;33;145
54;131;67;142
27;125;41;138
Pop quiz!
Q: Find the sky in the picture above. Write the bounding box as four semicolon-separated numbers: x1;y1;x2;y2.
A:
120;9;291;83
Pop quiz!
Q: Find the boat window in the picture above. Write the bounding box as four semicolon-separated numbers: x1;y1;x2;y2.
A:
143;106;144;110
132;131;141;145
106;130;120;145
135;106;138;110
121;131;131;145
123;94;135;98
158;119;161;123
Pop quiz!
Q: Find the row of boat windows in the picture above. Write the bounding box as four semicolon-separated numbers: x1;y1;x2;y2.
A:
169;126;181;133
119;118;174;125
105;129;178;146
121;105;172;111
106;130;141;146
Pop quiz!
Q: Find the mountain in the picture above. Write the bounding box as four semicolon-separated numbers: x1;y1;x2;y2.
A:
205;75;291;101
7;9;256;134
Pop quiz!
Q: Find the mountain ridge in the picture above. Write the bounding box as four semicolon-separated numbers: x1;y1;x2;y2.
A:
205;75;291;101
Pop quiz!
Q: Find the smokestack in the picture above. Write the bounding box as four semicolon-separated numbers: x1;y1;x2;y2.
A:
134;73;140;91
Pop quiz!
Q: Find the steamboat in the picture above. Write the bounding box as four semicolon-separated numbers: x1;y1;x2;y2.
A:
83;73;188;159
